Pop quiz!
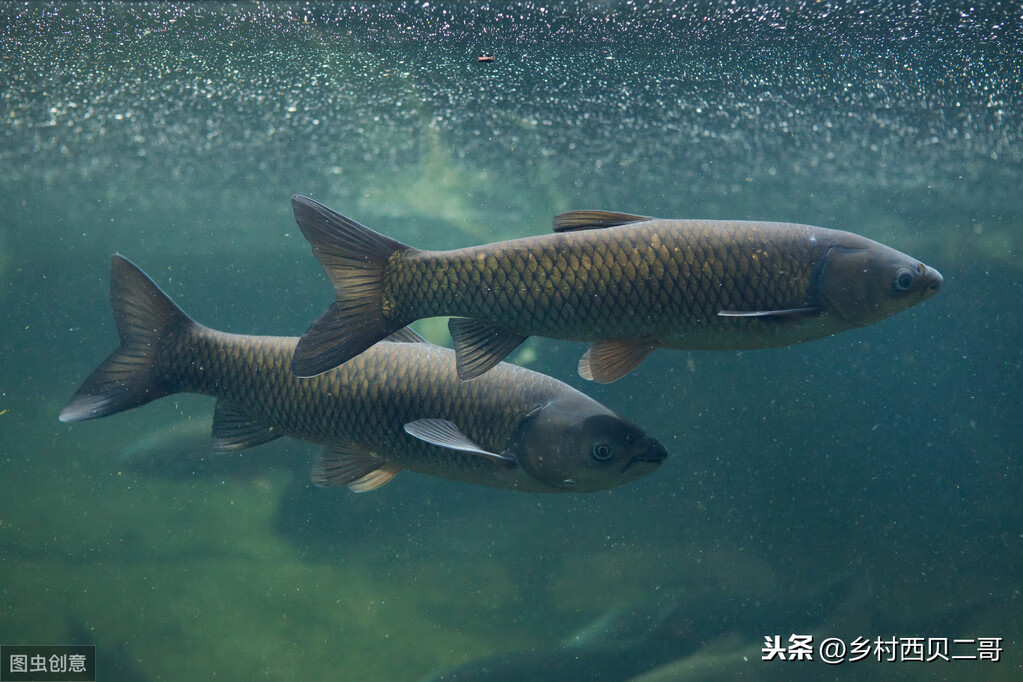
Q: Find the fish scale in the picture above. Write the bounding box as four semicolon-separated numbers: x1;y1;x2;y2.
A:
169;330;548;469
61;256;667;492
290;197;941;383
391;220;822;342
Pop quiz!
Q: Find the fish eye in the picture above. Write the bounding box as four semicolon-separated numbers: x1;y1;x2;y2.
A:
591;441;613;461
893;269;914;292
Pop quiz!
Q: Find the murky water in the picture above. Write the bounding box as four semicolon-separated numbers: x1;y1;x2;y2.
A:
1;2;1020;680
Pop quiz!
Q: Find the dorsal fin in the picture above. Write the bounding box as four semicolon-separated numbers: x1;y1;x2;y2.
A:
552;211;653;233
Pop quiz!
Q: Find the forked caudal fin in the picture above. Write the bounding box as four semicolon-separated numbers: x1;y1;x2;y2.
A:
291;195;413;377
59;255;195;423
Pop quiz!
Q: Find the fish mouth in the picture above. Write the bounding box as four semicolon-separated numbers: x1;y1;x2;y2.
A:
622;441;668;472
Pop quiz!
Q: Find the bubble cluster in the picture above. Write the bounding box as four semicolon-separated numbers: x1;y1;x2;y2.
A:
1;1;1018;260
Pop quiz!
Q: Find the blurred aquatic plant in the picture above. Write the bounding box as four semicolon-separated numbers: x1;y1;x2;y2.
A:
352;121;570;247
355;125;496;239
937;220;1021;269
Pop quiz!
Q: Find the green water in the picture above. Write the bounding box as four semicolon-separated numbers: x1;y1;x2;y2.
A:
1;2;1020;680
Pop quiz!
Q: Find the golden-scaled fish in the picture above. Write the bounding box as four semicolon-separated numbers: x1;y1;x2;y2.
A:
290;197;942;383
59;256;666;493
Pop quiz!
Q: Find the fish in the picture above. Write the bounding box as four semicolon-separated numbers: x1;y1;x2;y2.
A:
117;416;310;481
289;197;943;383
421;572;857;681
59;255;666;493
117;417;214;465
626;638;819;682
629;585;1005;682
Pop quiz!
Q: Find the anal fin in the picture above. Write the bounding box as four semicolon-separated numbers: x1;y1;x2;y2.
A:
348;466;400;493
448;318;526;381
312;441;400;491
211;400;283;453
578;340;658;384
383;326;429;344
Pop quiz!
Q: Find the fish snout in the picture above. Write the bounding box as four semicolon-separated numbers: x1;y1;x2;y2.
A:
625;437;668;471
646;438;669;463
922;265;943;299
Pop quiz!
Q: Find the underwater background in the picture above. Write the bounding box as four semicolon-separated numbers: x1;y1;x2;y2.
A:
1;1;1020;680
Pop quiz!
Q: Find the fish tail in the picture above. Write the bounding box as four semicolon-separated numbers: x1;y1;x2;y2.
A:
59;255;196;423
290;195;413;377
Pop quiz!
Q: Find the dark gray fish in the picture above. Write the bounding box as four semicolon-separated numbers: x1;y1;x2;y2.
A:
290;196;942;382
60;256;666;493
421;573;856;681
117;417;310;481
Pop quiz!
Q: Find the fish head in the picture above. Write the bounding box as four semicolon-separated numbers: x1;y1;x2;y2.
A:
817;234;942;326
510;393;667;491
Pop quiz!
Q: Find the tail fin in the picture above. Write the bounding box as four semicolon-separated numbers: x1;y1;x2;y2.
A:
59;255;194;423
290;195;412;377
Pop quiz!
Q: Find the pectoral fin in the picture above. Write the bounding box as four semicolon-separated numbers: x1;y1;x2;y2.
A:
717;307;820;319
578;340;659;383
448;318;526;381
552;211;653;232
210;400;283;452
312;441;400;491
404;418;516;465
